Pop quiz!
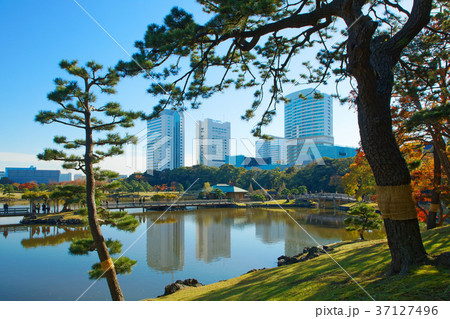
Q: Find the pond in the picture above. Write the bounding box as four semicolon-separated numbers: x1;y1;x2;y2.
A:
0;207;383;300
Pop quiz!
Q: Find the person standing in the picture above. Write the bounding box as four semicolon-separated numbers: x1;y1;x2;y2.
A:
36;203;41;214
3;203;8;214
42;203;47;214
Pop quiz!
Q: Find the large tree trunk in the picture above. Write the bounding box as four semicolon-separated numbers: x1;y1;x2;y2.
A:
85;116;124;301
346;14;428;275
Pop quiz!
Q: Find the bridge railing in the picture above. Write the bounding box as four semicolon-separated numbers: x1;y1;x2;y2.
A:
0;207;30;215
103;199;234;208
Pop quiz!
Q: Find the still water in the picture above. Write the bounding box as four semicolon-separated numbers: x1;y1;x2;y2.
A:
0;207;382;300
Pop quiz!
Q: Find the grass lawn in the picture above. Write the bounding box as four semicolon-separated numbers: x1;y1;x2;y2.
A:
31;211;85;222
148;225;450;301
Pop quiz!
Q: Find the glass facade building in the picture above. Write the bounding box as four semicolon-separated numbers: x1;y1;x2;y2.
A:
196;118;231;167
147;109;185;172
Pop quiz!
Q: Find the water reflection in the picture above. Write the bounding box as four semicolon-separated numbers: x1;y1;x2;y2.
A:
196;212;231;263
20;226;91;248
255;218;284;244
146;214;185;272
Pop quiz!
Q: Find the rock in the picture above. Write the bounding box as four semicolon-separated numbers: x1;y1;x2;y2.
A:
162;278;203;296
277;245;334;266
183;278;202;287
246;268;266;274
164;283;188;295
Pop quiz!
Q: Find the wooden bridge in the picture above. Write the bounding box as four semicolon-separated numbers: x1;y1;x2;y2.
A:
102;199;235;211
0;207;30;217
296;193;356;203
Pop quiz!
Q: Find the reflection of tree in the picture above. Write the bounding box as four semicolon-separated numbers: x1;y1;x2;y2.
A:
146;214;185;272
21;226;91;248
196;211;231;263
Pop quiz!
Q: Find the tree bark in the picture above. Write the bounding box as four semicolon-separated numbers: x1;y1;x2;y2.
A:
346;11;428;275
85;112;124;301
427;147;441;230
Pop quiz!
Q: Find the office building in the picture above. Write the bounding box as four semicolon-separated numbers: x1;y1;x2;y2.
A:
255;136;288;165
284;88;333;143
5;166;60;184
147;109;185;172
59;173;73;183
74;174;85;181
196;118;230;167
226;155;289;171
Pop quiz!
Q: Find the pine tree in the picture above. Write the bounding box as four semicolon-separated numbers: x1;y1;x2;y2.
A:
36;60;141;300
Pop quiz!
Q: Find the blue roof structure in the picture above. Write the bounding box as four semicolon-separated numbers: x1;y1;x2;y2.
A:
212;184;248;194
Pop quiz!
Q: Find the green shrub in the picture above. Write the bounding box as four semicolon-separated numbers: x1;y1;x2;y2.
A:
251;193;266;202
89;257;137;279
75;208;88;216
109;211;127;219
344;203;382;240
69;238;122;255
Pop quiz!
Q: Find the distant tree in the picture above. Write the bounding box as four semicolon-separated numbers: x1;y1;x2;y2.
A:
35;60;141;301
280;188;291;197
3;185;15;201
213;188;225;199
251;193;266;202
344;203;382;241
342;150;376;200
202;182;213;194
248;183;254;194
0;177;13;185
297;186;307;195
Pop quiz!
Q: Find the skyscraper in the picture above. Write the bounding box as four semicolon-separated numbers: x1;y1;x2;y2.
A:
196;118;231;167
284;88;333;144
147;109;184;172
284;88;334;164
255;135;288;165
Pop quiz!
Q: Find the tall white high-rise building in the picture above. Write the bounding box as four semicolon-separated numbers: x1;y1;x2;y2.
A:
147;109;184;172
284;88;333;164
255;135;288;165
285;88;333;144
196;118;231;167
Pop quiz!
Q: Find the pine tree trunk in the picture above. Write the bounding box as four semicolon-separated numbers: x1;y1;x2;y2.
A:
356;81;427;275
427;147;441;230
85;113;124;301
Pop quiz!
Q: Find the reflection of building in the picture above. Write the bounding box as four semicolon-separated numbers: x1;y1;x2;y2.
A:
5;166;60;184
255;219;284;244
196;118;231;167
196;213;231;263
147;109;185;172
147;214;185;272
284;222;317;256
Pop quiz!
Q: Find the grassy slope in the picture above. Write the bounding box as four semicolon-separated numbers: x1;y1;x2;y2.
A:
150;225;450;301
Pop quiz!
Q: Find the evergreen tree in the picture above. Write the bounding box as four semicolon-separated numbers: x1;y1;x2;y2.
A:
345;203;382;241
36;60;141;301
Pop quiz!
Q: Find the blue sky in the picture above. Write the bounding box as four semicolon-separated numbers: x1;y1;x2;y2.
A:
0;0;360;175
